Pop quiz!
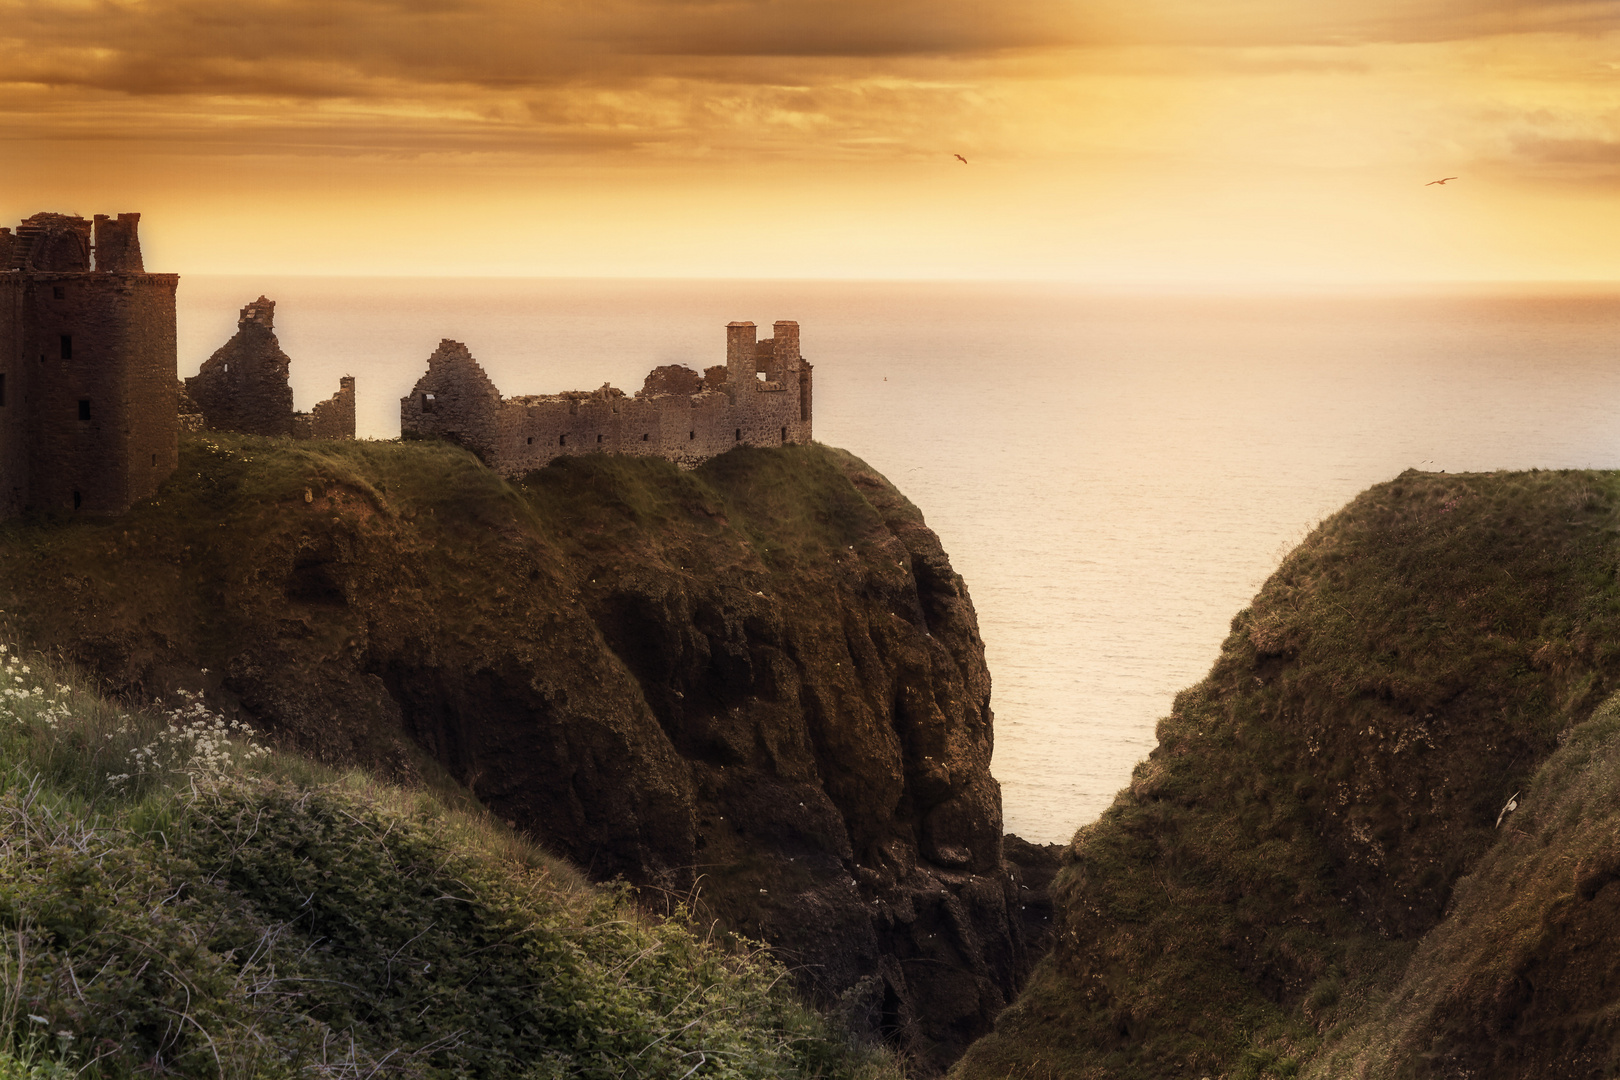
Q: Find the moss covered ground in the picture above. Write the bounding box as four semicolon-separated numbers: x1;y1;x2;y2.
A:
0;639;902;1079
953;468;1620;1079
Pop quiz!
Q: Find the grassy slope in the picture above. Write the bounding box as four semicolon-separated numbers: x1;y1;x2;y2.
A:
953;469;1620;1079
1312;689;1620;1077
0;643;901;1079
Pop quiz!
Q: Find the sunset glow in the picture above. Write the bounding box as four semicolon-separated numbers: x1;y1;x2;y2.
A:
3;0;1616;281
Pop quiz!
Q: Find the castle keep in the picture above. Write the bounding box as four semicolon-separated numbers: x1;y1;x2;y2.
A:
0;212;178;518
400;320;813;474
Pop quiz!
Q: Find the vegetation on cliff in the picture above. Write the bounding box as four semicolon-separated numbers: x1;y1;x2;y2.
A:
0;435;1039;1073
0;640;900;1078
953;468;1620;1079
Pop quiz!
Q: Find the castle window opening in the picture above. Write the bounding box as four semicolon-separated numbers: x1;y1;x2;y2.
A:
734;428;741;442
223;363;229;373
781;426;787;443
78;399;91;421
52;287;64;300
72;491;81;510
59;335;72;361
689;430;695;440
151;453;157;466
527;437;533;445
596;434;603;444
642;433;649;441
757;371;767;382
421;392;435;412
559;433;567;447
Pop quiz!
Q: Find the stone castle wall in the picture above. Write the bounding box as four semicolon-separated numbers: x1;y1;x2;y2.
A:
0;212;178;518
296;376;356;440
400;320;814;475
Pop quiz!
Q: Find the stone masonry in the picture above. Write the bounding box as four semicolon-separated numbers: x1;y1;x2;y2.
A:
186;297;356;441
0;211;178;518
399;320;813;474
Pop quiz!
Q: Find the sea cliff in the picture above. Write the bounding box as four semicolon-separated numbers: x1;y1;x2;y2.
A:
954;469;1620;1079
0;435;1050;1072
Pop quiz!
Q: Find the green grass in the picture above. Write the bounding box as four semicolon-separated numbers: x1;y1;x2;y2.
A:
0;639;903;1080
953;468;1620;1079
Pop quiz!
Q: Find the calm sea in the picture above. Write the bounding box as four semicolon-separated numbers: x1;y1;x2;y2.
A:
178;277;1620;844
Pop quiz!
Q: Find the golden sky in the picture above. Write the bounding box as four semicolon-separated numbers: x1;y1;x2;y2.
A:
2;0;1616;281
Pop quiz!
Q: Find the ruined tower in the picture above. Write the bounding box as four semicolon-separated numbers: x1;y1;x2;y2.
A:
0;211;178;517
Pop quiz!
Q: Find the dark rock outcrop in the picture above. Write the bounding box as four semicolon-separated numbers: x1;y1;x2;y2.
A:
0;437;1046;1072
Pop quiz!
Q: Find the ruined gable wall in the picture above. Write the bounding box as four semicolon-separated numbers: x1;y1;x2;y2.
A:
400;340;503;462
186;298;294;437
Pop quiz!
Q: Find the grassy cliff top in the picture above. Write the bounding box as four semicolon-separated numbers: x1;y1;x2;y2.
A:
0;434;918;1078
0;637;901;1079
954;468;1620;1080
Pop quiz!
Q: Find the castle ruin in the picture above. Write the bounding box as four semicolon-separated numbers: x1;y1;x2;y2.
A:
0;212;178;518
186;296;355;441
400;320;813;474
2;207;810;520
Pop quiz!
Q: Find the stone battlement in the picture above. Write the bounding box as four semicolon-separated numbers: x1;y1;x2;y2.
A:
400;322;813;473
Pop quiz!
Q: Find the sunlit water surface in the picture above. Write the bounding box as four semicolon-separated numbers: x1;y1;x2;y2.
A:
179;278;1620;844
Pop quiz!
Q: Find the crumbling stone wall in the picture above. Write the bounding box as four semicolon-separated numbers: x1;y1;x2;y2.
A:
176;381;205;433
0;211;178;519
186;296;355;442
400;320;814;476
294;375;355;440
186;297;295;436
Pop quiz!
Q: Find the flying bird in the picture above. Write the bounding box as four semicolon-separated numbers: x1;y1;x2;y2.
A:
954;154;968;164
1426;177;1458;185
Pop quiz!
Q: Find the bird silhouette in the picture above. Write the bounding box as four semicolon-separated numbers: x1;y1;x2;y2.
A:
1426;177;1458;185
954;154;968;164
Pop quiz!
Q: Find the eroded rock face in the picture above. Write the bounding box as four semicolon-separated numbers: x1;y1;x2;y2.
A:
0;440;1045;1072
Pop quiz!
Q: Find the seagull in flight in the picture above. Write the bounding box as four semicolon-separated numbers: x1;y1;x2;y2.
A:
1426;177;1458;185
954;154;968;164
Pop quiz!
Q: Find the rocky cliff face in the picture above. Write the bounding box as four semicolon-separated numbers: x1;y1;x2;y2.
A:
0;436;1043;1071
955;469;1620;1080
